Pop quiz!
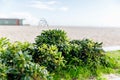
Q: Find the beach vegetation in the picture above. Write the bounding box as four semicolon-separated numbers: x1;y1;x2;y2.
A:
35;29;68;46
0;38;52;80
0;29;119;80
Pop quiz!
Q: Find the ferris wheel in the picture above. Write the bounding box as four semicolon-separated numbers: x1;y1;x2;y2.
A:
38;18;48;27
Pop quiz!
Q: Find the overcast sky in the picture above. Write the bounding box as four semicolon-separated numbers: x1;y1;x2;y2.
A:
0;0;120;27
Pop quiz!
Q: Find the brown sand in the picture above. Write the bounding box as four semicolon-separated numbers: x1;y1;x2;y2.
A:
0;26;120;47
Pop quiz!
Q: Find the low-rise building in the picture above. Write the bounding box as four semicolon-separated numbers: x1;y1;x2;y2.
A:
0;18;23;25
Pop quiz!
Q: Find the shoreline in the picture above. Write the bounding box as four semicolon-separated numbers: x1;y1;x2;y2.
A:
0;26;120;47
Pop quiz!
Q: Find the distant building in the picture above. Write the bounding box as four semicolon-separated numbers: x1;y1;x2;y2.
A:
0;18;23;25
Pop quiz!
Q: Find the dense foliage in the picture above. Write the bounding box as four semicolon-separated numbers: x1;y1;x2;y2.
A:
0;29;118;80
0;38;51;80
31;44;65;72
70;39;104;67
35;29;68;46
34;29;117;79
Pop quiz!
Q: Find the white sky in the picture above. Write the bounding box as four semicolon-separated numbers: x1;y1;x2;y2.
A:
0;0;120;27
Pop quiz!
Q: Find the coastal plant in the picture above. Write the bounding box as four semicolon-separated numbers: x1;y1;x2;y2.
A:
100;55;118;68
69;39;105;69
69;39;118;76
34;29;116;72
0;29;118;80
0;39;51;80
35;29;69;46
31;44;65;72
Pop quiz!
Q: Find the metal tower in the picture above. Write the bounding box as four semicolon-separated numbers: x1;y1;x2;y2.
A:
38;18;48;27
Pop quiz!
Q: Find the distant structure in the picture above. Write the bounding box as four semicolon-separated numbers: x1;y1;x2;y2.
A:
38;18;48;27
0;18;23;25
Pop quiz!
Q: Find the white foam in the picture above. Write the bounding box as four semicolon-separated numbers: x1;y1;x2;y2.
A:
103;46;120;51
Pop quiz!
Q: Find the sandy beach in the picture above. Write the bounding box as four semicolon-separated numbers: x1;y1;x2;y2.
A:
0;26;120;47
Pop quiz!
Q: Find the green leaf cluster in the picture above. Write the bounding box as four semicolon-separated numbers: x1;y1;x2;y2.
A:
35;29;68;46
0;38;51;80
32;44;65;72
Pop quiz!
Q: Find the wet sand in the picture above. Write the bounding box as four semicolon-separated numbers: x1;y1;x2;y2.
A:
0;26;120;47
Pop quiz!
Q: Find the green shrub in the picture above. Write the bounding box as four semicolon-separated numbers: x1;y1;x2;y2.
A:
0;39;51;80
69;39;104;68
0;29;117;80
56;39;105;68
31;44;65;72
35;29;69;46
100;55;118;68
69;39;118;76
34;29;115;72
34;29;69;72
